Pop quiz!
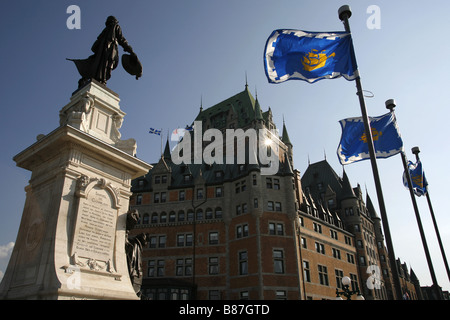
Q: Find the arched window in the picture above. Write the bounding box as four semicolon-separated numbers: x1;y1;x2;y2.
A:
151;212;158;224
160;212;167;223
178;210;185;222
205;208;213;219
142;213;150;224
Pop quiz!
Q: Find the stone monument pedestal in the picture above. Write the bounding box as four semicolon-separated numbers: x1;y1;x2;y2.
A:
0;81;151;299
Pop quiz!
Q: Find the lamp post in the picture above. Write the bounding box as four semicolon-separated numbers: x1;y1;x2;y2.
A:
335;276;365;300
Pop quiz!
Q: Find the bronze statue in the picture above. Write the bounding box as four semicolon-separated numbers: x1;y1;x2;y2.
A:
68;16;142;88
125;209;149;298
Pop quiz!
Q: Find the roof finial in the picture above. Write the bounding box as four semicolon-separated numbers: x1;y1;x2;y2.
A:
245;71;248;90
200;94;203;111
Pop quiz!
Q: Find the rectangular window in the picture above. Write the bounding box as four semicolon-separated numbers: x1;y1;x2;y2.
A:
177;234;185;247
209;232;219;245
157;260;165;277
269;223;275;235
301;237;307;249
149;236;157;248
276;223;284;235
273;250;285;274
215;186;223;197
350;274;359;291
148;260;155;277
335;269;344;289
243;224;249;237
313;222;322;233
268;201;274;211
158;235;166;248
236;225;242;239
176;258;192;276
209;257;219;275
239;251;248;275
136;194;142;205
274;179;280;190
315;242;325;254
177;234;192;247
276;290;287;300
332;248;341;259
318;265;329;286
303;261;311;282
179;190;185;201
275;202;282;212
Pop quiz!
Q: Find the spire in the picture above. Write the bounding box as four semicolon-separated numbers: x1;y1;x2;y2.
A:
341;169;356;199
281;118;292;146
254;95;263;121
245;71;248;90
163;136;171;161
366;192;380;220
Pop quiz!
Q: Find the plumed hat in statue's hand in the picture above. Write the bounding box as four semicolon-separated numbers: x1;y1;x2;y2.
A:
122;53;143;80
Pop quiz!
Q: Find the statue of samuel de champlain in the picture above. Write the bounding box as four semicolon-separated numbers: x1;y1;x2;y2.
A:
68;16;142;88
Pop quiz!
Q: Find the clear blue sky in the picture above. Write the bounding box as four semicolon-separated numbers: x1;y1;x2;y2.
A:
1;0;449;292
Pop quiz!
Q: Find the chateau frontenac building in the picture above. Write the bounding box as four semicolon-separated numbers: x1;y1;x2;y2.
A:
128;85;417;300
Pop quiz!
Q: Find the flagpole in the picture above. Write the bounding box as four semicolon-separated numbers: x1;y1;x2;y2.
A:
338;5;403;300
412;146;450;283
386;101;443;300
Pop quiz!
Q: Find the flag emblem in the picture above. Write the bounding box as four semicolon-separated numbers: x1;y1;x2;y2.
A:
403;160;428;196
337;112;403;165
264;29;358;84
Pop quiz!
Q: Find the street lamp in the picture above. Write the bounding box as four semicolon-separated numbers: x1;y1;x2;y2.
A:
335;276;365;300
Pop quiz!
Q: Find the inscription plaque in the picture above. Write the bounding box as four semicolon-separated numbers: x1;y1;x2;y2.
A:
72;185;117;262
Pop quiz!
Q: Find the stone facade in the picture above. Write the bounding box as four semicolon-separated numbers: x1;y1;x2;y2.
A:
128;87;367;300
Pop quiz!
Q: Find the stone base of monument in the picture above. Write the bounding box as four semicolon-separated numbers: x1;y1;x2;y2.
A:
0;81;151;299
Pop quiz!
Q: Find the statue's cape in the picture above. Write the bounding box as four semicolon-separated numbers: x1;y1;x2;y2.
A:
67;56;96;79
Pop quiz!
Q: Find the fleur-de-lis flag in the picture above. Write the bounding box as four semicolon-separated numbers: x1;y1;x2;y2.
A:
337;112;403;165
264;29;358;84
403;160;428;196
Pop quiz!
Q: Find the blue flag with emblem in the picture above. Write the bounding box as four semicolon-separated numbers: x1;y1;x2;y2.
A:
337;112;403;165
264;29;358;84
403;160;428;196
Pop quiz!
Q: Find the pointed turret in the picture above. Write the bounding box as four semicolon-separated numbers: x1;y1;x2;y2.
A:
163;137;171;161
341;169;356;200
366;193;380;220
281;119;292;147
